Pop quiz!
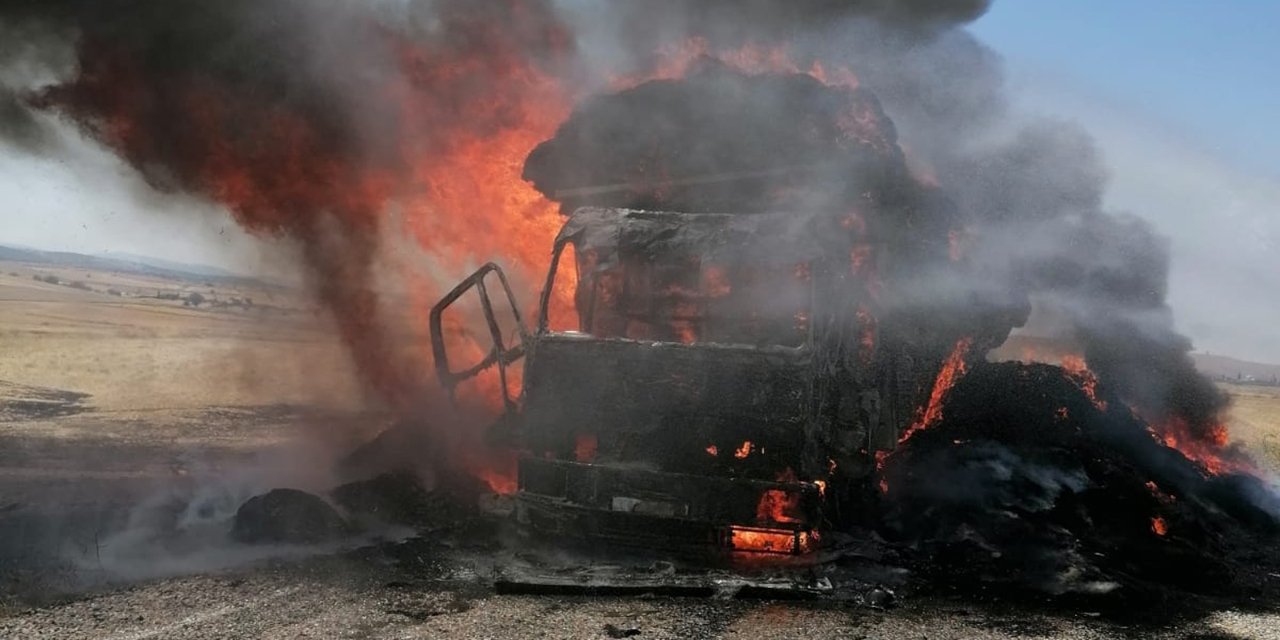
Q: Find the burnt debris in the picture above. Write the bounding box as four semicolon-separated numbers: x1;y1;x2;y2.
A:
230;488;349;545
878;361;1278;598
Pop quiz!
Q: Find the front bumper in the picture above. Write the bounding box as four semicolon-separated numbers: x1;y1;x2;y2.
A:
516;457;822;555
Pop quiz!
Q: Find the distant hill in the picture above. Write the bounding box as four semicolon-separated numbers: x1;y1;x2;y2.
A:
0;244;259;285
92;251;242;279
1191;353;1280;384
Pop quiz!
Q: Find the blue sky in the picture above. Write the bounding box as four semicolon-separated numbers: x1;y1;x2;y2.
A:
972;1;1279;175
968;3;1279;363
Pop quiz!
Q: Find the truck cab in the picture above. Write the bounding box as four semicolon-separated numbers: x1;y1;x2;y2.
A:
431;207;934;555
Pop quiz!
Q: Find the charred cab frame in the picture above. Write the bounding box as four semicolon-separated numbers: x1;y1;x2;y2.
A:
431;207;951;555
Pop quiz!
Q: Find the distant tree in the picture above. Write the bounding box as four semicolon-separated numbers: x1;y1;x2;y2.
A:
67;281;91;291
186;292;206;307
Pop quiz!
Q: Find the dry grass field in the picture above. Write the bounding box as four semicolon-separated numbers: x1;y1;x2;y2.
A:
0;262;363;412
0;259;388;603
1219;383;1280;470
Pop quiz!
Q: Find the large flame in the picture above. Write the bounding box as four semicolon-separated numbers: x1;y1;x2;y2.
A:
1150;418;1247;477
898;337;974;444
1061;354;1108;411
1060;355;1244;477
997;341;1245;477
36;7;580;492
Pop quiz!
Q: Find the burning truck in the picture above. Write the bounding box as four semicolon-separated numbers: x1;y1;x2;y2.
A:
423;63;1280;597
15;0;1280;602
428;63;1029;557
436;208;887;555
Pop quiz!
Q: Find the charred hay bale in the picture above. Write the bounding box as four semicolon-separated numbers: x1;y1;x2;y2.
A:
876;361;1278;596
230;488;348;545
330;471;446;528
523;59;913;214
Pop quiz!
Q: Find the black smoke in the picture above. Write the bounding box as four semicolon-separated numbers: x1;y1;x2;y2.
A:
0;0;1014;407
814;16;1233;441
0;0;576;411
524;26;1229;451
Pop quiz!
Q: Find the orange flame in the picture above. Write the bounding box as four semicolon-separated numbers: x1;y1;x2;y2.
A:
393;51;572;304
1050;354;1244;478
1060;355;1107;411
899;337;974;444
43;19;579;494
1151;516;1168;537
1149;418;1247;476
734;441;754;459
388;33;574;491
465;449;518;495
729;527;816;554
756;468;803;525
703;265;732;298
756;489;802;524
575;433;598;462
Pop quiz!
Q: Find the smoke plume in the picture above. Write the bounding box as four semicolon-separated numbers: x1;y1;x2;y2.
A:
1;0;575;415
0;0;1238;480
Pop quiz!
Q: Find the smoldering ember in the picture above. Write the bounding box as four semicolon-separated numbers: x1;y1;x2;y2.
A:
1;1;1278;638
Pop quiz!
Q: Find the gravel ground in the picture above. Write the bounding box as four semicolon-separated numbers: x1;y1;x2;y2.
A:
2;552;1276;640
0;393;1275;639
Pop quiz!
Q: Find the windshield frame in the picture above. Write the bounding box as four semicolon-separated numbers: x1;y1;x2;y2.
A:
536;234;816;352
